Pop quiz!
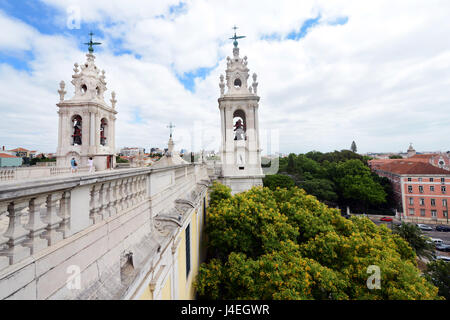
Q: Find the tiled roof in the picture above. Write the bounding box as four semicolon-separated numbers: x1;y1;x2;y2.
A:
0;153;18;158
376;161;450;175
9;147;29;152
409;154;438;160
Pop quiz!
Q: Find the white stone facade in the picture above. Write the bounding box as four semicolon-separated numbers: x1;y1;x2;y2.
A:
218;45;264;194
56;52;117;171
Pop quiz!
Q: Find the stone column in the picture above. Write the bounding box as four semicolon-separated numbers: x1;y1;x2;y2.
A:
57;191;72;238
3;200;31;264
23;195;48;254
0;202;11;269
42;192;64;246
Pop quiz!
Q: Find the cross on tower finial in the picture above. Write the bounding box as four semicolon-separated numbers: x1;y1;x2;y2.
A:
167;122;176;138
84;32;102;54
229;25;246;48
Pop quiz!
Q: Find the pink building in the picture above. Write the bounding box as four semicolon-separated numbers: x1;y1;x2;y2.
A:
370;160;450;225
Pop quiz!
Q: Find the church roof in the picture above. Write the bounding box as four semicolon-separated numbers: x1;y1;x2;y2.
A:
376;161;450;175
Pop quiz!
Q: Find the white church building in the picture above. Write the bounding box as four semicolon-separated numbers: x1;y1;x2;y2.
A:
0;30;265;300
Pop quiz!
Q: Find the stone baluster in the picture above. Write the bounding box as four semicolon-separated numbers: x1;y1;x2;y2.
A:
42;192;64;246
23;195;48;254
57;191;72;238
101;182;110;219
90;184;103;224
113;180;121;215
123;179;130;209
3;200;31;264
116;179;124;211
109;181;117;217
139;176;146;202
129;178;136;207
0;202;10;269
131;177;137;205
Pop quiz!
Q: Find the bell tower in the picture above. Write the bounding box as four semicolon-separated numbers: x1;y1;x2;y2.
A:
218;27;264;194
56;33;117;171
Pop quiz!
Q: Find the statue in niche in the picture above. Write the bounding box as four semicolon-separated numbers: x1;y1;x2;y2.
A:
234;119;245;141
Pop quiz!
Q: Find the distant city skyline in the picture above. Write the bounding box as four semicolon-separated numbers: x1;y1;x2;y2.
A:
1;1;450;154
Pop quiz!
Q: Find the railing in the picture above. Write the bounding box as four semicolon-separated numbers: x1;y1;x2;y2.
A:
0;169;148;271
0;166;89;182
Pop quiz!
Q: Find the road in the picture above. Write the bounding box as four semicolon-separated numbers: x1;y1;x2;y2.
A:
361;214;450;257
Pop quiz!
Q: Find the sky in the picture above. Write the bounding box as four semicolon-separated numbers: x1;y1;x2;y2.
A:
0;0;450;155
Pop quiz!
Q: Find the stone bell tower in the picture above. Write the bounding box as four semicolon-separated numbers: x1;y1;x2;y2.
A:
56;33;117;171
218;27;264;194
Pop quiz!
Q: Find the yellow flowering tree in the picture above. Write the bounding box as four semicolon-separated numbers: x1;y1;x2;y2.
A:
196;184;440;300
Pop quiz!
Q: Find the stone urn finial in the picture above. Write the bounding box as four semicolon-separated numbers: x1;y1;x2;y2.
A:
110;91;117;109
58;80;66;102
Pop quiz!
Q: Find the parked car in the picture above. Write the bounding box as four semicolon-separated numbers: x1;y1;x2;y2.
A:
380;217;393;222
435;243;450;252
435;225;450;232
342;214;351;219
431;238;444;244
435;256;450;262
417;224;433;231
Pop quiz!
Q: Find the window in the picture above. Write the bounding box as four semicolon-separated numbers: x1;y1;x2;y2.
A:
431;199;436;206
430;186;435;192
409;208;415;216
441;178;445;184
418;177;422;182
407;177;412;182
185;224;191;278
443;199;448;207
100;118;108;146
420;198;425;206
408;197;414;205
430;178;434;182
431;210;437;218
442;186;446;193
444;211;448;218
420;209;425;217
419;186;424;193
408;186;413;193
203;197;206;223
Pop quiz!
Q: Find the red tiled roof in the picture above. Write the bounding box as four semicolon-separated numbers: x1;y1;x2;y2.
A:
376;161;450;175
9;147;29;152
0;153;18;158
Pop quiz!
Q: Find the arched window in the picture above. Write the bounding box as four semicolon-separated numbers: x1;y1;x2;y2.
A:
100;118;108;146
71;115;82;145
233;109;246;141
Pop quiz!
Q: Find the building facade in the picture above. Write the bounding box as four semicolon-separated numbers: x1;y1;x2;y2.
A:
370;160;450;224
0;153;22;167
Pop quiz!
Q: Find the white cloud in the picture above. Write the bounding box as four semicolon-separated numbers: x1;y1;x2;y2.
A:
1;0;450;155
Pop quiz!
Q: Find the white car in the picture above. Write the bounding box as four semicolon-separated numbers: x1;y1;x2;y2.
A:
435;256;450;262
431;238;444;244
417;224;433;231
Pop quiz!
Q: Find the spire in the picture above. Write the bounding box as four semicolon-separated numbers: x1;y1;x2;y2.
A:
84;32;102;54
229;25;246;48
167;122;176;138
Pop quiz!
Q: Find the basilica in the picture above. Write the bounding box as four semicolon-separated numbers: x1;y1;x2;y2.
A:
0;31;264;300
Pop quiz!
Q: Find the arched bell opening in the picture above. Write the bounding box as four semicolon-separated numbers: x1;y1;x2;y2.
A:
71;115;82;146
100;118;108;146
233;109;246;141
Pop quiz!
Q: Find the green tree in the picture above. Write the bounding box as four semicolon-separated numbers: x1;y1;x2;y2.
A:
297;178;338;203
263;174;295;190
389;155;403;159
208;181;232;208
287;153;296;173
351;141;357;153
334;159;387;210
424;260;450;300
392;223;435;259
197;184;440;300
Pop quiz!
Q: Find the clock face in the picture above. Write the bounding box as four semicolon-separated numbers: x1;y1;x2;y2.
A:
234;78;242;88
